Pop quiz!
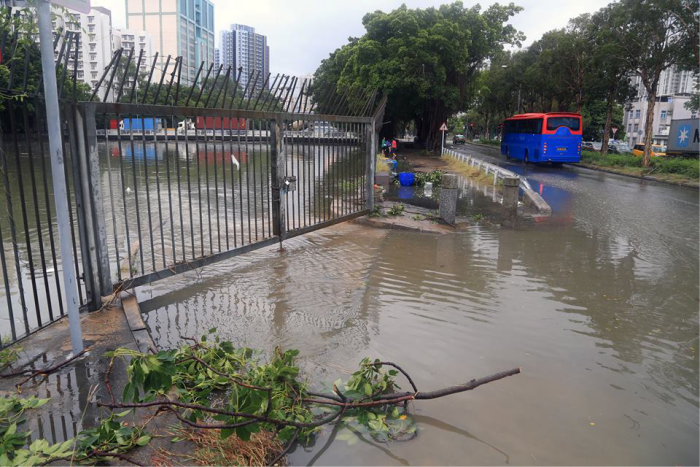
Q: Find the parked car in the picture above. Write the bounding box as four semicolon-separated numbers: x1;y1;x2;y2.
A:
453;134;466;144
582;141;597;151
608;142;631;154
632;144;666;157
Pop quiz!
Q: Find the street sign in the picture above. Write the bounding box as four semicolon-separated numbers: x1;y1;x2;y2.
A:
439;123;448;132
612;127;618;135
439;122;447;155
51;0;90;13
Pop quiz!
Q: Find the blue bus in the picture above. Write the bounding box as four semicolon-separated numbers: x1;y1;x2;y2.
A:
500;112;582;164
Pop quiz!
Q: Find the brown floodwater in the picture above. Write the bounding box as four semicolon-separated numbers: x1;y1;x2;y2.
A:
136;162;699;465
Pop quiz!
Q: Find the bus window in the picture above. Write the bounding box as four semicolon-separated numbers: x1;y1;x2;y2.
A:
547;117;580;131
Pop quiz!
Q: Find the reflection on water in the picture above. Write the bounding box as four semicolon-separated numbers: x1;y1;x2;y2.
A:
138;161;699;464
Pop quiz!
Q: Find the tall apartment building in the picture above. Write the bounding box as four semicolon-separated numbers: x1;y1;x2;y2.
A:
623;66;698;147
220;24;270;97
39;6;113;99
112;29;156;92
125;0;215;86
214;48;220;70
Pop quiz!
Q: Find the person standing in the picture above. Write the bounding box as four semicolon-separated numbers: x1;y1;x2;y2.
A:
391;139;397;158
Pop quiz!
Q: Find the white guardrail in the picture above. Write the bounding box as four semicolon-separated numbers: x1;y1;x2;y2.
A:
442;148;530;189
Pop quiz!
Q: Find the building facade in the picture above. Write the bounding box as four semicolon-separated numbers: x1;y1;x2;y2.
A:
44;6;113;99
214;48;220;70
623;67;698;147
125;0;215;86
220;24;270;97
112;28;156;92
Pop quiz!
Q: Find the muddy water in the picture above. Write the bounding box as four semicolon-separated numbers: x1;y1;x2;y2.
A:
137;164;698;465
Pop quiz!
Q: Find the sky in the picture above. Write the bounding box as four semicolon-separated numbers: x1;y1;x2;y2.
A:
95;0;612;77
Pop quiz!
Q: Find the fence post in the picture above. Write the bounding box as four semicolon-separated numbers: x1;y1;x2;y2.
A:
502;177;520;208
270;117;286;240
80;103;111;301
64;103;96;309
365;121;376;210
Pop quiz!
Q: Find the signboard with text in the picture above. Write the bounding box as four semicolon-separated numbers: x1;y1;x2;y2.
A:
51;0;90;13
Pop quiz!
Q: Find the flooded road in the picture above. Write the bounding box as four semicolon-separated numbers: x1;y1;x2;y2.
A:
135;143;697;465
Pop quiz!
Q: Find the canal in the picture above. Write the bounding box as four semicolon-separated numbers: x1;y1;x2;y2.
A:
133;145;699;464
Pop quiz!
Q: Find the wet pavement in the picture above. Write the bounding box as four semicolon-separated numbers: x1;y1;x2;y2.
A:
135;143;699;465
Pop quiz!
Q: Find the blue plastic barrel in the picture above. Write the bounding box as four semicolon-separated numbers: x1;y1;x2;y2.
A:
398;172;415;186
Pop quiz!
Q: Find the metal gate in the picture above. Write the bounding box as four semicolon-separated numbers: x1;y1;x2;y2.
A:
1;29;385;347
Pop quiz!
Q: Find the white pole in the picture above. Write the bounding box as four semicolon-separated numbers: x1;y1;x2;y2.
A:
37;0;84;353
441;130;445;156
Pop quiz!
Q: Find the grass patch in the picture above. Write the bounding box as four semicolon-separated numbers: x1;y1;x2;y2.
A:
581;150;699;180
444;157;500;185
478;139;501;146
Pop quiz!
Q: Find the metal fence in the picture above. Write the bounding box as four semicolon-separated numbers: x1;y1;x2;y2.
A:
1;29;384;347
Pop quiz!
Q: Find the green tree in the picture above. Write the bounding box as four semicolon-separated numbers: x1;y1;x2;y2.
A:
313;1;524;151
609;0;694;166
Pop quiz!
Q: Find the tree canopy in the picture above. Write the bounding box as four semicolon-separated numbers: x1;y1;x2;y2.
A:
313;1;524;150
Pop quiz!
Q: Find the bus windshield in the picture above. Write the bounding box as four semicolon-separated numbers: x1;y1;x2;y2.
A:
547;117;580;131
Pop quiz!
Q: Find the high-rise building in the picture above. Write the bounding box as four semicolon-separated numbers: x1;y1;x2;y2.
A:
125;0;215;86
220;24;270;97
214;48;220;70
34;6;114;98
623;67;697;146
112;29;156;93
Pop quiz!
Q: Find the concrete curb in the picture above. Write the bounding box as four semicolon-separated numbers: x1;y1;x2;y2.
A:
572;162;699;189
122;295;157;354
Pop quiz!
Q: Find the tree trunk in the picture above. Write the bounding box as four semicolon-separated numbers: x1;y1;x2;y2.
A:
642;89;656;168
600;84;617;156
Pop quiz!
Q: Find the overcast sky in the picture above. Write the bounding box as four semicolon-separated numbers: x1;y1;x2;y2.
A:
95;0;612;77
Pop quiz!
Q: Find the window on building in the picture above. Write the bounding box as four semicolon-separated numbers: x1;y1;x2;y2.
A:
91;71;98;79
91;63;97;70
89;34;96;41
88;24;95;32
660;110;666;121
90;43;96;51
90;53;97;60
88;16;94;22
633;123;639;133
77;71;83;79
635;110;641;118
627;124;632;133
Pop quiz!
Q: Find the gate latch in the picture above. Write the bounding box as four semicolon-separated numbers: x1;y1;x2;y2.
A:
284;176;297;192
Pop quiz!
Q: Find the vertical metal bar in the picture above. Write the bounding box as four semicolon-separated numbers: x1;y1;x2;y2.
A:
237;118;245;246
366;121;376;210
194;115;205;256
244;71;260;111
270;117;284;242
37;0;82;350
164;57;180;105
140;52;159;104
229;67;243;109
153;55;172;104
195;63;214;107
163;117;176;265
283;77;297;113
116;46;135;103
222;116;230;250
255;118;263;239
213;66;231;108
204;64;223;108
292;79;307;114
129;48;144;103
103;48;124;102
80;104;112;299
267;75;289;112
260;73;281;111
201;115;214;253
57;32;75;99
174;57;184;105
185;61;204;107
102;110;121;283
245;118;253;241
240;70;254;108
0;212;16;340
173;112;185;260
264;119;271;237
184;115;195;258
115;116;132;275
228;117;238;248
253;72;271;110
150;113;167;269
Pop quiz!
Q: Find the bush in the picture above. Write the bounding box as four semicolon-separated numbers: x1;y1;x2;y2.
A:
414;170;443;187
581;150;699;178
479;139;501;146
650;157;700;178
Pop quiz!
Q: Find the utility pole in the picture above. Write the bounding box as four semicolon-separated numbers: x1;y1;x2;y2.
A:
37;0;84;353
517;86;522;114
